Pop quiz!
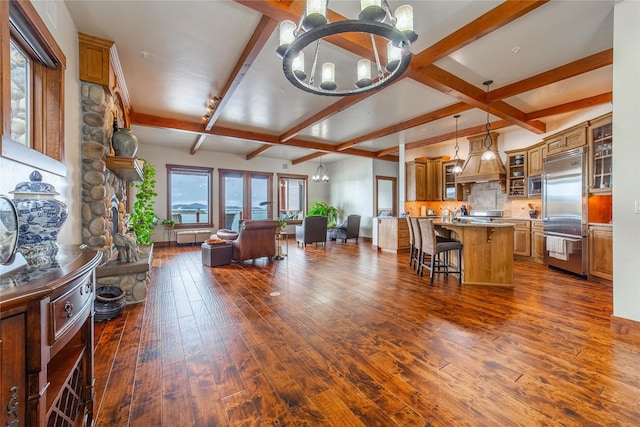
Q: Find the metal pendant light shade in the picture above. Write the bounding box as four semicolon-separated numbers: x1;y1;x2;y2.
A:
452;114;463;173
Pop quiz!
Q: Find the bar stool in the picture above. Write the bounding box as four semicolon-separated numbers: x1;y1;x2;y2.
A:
417;218;462;284
406;216;416;268
409;217;422;273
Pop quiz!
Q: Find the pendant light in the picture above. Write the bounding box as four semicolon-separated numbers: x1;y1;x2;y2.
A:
313;159;329;182
452;114;463;173
480;80;497;161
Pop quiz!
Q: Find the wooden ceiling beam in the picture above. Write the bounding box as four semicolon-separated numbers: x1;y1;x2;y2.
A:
191;15;278;154
291;152;326;166
412;1;549;69
336;102;473;151
408;65;546;134
526;92;612;120
489;49;614;101
246;144;273;161
404;120;512;152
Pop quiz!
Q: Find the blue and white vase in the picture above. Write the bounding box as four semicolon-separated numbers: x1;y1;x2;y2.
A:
10;171;68;265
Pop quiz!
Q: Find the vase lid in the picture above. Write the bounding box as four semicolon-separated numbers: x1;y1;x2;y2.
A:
10;170;60;196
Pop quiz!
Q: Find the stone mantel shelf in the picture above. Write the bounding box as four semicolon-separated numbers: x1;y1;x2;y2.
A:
106;156;143;182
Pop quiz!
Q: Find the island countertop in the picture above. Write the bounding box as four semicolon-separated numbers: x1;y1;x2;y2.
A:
434;220;515;287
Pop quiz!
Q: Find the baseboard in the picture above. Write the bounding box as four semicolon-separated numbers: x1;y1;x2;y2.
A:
611;315;640;337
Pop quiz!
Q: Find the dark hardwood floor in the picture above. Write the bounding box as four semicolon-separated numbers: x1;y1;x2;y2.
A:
93;239;640;426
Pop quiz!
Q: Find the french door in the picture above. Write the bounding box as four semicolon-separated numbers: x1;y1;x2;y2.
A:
219;170;273;231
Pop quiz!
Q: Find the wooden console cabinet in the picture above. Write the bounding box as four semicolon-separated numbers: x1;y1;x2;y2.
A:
1;246;100;427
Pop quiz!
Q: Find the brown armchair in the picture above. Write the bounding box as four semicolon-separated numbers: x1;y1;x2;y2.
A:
230;220;279;261
295;215;328;247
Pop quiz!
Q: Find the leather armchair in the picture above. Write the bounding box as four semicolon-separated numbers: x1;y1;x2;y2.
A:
330;214;361;243
295;215;328;247
231;220;279;261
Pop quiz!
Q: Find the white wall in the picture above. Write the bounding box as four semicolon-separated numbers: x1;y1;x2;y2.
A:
0;1;81;245
135;143;328;241
612;0;640;322
328;157;374;237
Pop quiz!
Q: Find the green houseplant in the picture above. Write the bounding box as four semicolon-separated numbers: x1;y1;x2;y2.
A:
161;219;176;229
308;201;339;227
129;160;158;245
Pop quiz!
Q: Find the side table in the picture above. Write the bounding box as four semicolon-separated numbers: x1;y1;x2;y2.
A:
201;242;233;267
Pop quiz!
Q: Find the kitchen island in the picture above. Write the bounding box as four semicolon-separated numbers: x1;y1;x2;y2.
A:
435;220;515;287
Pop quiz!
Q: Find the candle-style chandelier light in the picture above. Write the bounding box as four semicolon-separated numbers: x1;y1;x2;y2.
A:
276;0;418;96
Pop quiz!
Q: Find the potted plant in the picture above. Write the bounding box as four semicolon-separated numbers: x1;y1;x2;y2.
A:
277;217;287;231
129;160;158;245
162;219;176;229
308;200;339;227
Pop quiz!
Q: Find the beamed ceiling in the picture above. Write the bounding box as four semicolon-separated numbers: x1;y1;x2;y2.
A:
64;0;615;164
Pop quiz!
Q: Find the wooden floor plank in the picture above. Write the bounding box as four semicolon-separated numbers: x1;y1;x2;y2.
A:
92;243;640;426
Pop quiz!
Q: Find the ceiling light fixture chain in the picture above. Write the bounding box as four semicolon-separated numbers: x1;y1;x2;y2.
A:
276;0;418;96
481;80;497;161
452;114;463;173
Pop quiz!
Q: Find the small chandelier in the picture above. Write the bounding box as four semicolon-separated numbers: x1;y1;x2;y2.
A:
276;0;418;96
452;114;463;173
480;80;497;161
312;160;329;182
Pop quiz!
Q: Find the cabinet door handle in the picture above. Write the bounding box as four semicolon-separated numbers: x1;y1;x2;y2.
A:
64;301;74;318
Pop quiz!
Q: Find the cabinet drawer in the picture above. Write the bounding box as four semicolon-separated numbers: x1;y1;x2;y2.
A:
49;275;94;344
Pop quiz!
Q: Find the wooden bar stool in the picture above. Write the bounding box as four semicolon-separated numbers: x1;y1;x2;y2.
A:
417;218;462;284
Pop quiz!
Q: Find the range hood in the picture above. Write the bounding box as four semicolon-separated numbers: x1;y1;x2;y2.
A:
455;132;507;190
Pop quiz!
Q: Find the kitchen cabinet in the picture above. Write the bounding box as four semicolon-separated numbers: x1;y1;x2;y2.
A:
589;224;613;280
531;221;545;263
544;123;587;157
405;160;426;201
425;157;443;201
442;159;464;201
527;142;545;176
378;217;410;253
507;220;531;257
588;112;612;193
506;150;527;198
0;246;100;427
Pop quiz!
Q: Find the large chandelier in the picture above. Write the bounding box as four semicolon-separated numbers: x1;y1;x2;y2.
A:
276;0;418;96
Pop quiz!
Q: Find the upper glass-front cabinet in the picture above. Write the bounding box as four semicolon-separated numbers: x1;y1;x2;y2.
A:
588;113;612;193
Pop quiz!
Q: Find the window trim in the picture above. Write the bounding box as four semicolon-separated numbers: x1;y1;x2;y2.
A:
277;173;308;224
166;164;214;229
1;0;67;174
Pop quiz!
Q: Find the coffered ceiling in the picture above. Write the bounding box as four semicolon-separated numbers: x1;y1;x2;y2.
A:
64;0;615;164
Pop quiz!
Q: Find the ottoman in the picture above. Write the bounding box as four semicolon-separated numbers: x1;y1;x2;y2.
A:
201;242;233;267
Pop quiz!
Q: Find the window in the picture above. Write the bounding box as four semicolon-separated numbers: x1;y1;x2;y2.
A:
2;0;66;170
10;40;30;146
219;169;273;231
278;174;307;221
167;165;213;227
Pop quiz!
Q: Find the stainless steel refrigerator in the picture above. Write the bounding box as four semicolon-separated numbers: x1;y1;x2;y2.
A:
542;147;588;276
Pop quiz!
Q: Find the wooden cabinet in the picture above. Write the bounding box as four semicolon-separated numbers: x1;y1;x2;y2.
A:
406;160;426;201
378;217;410;253
506;150;527;198
511;220;531;257
0;247;100;427
531;221;545;263
425;158;443;201
544;123;587;157
588;112;612;193
589;224;613;280
527;142;545;176
442;159;463;201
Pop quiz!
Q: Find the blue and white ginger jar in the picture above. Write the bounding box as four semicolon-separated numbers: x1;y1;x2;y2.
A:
10;171;68;264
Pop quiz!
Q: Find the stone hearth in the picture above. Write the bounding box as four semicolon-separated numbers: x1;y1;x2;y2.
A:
80;81;148;303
